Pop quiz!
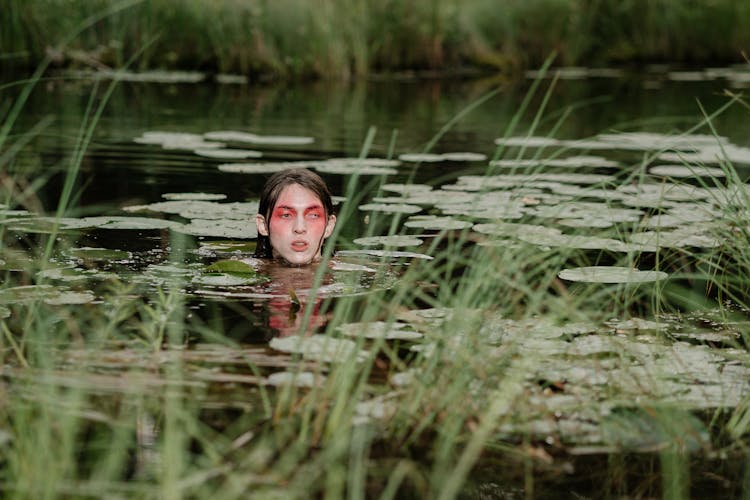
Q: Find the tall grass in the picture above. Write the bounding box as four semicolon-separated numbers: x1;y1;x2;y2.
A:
3;0;750;80
3;26;750;500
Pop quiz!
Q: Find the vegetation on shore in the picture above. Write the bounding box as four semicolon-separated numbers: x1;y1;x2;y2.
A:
3;0;750;80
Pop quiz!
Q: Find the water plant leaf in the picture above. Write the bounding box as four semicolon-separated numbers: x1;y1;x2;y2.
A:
193;148;263;159
0;306;10;319
37;266;89;282
0;285;61;303
558;266;669;283
404;215;473;230
68;247;132;261
381;183;433;194
179;219;257;239
269;335;369;363
601;407;709;452
336;249;434;260
335;321;423;340
44;291;96;305
162;192;227;201
204;130;314;145
193;274;263;287
649;164;726;178
124;200;258;220
352;235;423;247
266;371;323;388
205;259;258;276
358;203;422;214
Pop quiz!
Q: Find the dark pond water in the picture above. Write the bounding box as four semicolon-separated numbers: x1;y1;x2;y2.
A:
4;67;750;496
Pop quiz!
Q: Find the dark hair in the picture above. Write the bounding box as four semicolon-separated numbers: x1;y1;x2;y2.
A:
254;168;334;258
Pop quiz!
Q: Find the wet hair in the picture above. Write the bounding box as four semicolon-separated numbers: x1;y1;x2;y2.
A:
254;168;335;258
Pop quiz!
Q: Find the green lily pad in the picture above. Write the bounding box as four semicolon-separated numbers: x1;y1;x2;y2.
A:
37;266;89;282
193;274;263;287
336;321;423;340
404;215;473;230
0;306;10;319
649;164;726;178
266;371;323;388
558;266;669;283
353;235;423;247
358;203;422;214
0;285;61;304
205;259;258;276
179;219;257;239
68;247;132;261
193;148;262;159
269;334;369;363
204;130;314;145
162;192;227;201
44;291;96;305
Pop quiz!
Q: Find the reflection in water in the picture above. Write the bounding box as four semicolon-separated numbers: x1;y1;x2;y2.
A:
259;261;334;337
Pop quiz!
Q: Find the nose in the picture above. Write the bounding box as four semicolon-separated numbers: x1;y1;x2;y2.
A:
293;214;306;233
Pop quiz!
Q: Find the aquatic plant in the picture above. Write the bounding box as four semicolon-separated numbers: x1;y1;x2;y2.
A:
3;0;750;79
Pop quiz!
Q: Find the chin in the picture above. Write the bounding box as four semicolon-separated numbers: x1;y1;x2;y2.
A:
279;254;316;266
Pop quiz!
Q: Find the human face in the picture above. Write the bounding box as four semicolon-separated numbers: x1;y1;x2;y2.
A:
256;184;336;265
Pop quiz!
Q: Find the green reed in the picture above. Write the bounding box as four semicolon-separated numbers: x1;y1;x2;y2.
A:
3;0;749;80
3;47;750;500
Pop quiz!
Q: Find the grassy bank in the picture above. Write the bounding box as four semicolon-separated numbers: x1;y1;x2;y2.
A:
3;0;750;80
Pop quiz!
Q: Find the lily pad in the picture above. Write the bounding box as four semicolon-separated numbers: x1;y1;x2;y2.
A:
266;371;323;388
335;321;424;340
404;215;473;231
204;130;314;145
0;285;62;304
398;153;445;162
336;249;434;260
193;148;263;159
0;306;9;319
494;136;561;147
648;165;726;178
358;203;422;214
353;235;423;247
68;247;132;261
193;273;265;286
44;291;96;305
381;183;433;195
558;266;669;283
162;192;227;201
269;335;369;363
179;219;257;239
37;267;89;282
205;259;259;275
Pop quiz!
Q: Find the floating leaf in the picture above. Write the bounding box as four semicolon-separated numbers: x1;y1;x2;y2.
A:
358;203;422;214
649;164;726;178
558;266;669;283
266;371;323;388
353;235;423;247
68;247;132;261
269;335;369;363
0;306;10;319
337;249;433;260
193;274;264;286
336;321;423;340
44;291;96;305
205;259;258;276
204;130;314;145
162;192;227;201
404;215;473;231
0;285;62;304
179;219;257;239
193;148;262;159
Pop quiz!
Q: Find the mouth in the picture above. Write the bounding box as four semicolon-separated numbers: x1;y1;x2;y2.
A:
291;241;309;252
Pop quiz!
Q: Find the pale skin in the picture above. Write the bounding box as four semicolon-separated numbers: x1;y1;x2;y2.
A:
255;184;336;266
